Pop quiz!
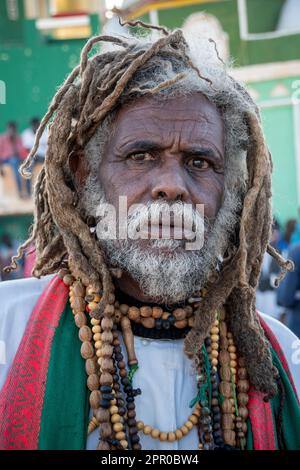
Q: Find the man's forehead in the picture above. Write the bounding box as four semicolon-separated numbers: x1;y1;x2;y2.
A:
110;92;224;151
116;92;220;120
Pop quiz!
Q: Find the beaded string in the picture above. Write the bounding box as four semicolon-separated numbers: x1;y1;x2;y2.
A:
62;269;250;450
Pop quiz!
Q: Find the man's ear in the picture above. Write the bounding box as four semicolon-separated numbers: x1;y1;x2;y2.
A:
68;149;88;190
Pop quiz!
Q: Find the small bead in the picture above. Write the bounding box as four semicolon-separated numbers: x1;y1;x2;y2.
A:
74;313;87;328
87;373;99;391
185;420;193;430
111;413;121;424
89;390;101;409
152;307;163;318
151;428;160;439
99;399;111;409
81;341;94;359
128;307;140;321
120;440;128;449
159;432;168;441
141;317;155;329
174;319;188;329
167;432;176;442
175;429;183;440
131;435;140;445
143;425;152;435
173;308;186;321
95;408;110;423
210;326;219;335
140;306;152;318
189;414;198;424
93;333;101;342
181;425;189;435
113;422;123;433
92;325;101;333
99;372;113;386
109;405;118;415
211;334;219;342
119;304;129;315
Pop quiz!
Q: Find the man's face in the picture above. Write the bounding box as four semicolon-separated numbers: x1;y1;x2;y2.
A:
80;92;230;303
99;93;224;224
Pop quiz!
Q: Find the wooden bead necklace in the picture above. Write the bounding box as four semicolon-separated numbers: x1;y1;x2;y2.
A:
60;268;250;450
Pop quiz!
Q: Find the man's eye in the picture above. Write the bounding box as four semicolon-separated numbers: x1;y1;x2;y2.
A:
187;158;210;170
128;152;154;162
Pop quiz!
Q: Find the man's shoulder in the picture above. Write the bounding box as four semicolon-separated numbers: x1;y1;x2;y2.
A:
259;312;300;397
0;275;53;323
260;312;299;342
0;275;54;389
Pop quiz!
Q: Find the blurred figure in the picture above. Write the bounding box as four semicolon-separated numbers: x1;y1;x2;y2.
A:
23;243;36;278
277;218;296;257
22;118;48;196
256;220;281;319
22;117;48;164
277;242;300;338
0;122;27;198
0;233;22;281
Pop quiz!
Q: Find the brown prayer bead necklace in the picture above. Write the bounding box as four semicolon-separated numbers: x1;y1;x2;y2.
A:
60;268;250;450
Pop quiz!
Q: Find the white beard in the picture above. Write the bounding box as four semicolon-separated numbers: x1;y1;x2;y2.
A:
80;183;240;304
96;200;219;304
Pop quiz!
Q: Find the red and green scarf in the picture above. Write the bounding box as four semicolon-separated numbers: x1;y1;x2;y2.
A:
0;276;299;450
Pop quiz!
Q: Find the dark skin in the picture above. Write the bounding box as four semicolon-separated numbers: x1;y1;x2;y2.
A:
72;93;225;302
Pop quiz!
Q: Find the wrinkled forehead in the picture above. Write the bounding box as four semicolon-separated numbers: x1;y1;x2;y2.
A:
109;92;224;154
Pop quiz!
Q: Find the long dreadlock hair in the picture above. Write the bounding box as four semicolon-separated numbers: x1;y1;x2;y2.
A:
5;22;293;398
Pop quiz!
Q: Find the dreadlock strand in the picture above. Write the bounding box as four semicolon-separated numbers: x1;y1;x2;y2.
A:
79;35;129;77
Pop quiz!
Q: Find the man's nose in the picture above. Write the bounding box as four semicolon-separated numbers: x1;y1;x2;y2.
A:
151;166;189;202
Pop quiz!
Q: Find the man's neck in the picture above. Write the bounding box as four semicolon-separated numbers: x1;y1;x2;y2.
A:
115;271;186;309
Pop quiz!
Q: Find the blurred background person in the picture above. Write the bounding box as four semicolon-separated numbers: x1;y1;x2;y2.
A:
277;242;300;337
256;220;281;319
21;118;48;196
0;233;23;281
277;218;297;257
22;117;48;165
0;122;27;198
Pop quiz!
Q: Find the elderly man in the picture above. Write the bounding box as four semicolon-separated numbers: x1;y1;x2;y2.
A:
0;26;299;451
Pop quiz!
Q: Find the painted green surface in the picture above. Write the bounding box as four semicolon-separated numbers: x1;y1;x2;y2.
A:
0;16;100;133
158;0;242;64
0;0;24;45
246;76;300;225
156;0;300;66
262;105;298;225
0;214;33;242
246;0;284;34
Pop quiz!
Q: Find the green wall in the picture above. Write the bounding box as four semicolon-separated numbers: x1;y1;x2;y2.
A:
0;214;33;242
248;77;300;225
0;16;100;132
155;0;300;66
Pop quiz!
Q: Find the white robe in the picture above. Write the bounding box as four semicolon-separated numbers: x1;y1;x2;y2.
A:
0;275;299;450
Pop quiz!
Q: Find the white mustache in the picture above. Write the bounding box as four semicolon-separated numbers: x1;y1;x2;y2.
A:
127;201;204;241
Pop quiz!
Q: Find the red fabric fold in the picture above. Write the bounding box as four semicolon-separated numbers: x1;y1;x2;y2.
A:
248;387;276;450
247;313;298;450
259;315;299;403
0;276;68;449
